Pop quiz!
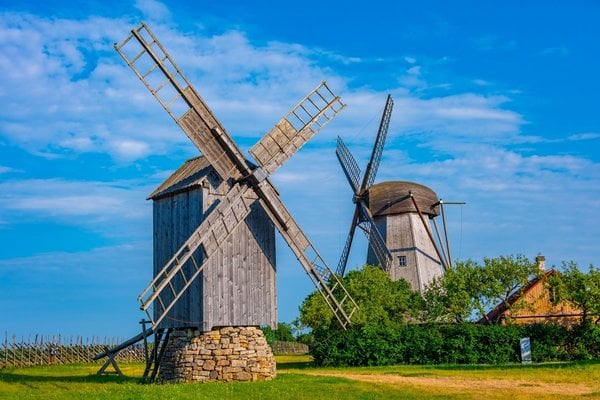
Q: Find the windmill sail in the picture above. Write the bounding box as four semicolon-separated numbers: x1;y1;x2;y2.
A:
335;206;359;276
335;95;394;276
115;23;358;330
335;136;361;194
364;94;394;189
250;82;345;175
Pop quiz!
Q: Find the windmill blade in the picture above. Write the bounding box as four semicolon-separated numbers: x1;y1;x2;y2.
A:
362;94;394;190
138;183;256;329
117;23;358;330
335;136;361;194
357;202;393;272
254;179;358;329
114;23;247;181
249;82;345;176
335;205;360;276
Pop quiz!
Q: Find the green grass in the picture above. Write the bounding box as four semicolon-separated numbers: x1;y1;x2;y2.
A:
0;356;598;400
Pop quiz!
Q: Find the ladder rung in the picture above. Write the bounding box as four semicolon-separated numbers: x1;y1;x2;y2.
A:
190;255;200;272
152;76;171;94
298;104;315;119
165;92;184;109
305;96;321;112
168;281;176;296
179;269;188;285
314;89;328;104
152;78;171;95
291;110;306;126
339;294;348;305
141;62;160;79
130;48;147;65
156;294;165;311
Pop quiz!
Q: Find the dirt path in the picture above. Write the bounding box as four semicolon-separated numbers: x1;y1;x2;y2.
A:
296;371;595;397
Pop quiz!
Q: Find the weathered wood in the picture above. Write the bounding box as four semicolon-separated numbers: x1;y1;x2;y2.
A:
150;160;277;331
117;24;355;332
250;82;344;175
367;212;443;292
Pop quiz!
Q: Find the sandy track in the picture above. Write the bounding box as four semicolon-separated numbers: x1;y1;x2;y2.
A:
297;371;595;397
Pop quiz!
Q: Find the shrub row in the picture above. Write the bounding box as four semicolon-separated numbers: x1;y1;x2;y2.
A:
310;322;600;366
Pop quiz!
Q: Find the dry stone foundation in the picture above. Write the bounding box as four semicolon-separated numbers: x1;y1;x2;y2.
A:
159;326;276;383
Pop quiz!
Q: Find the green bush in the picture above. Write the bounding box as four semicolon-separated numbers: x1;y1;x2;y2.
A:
524;323;570;361
569;323;600;360
310;322;599;367
471;324;524;363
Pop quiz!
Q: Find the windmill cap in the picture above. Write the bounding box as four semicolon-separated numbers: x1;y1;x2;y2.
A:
368;181;440;218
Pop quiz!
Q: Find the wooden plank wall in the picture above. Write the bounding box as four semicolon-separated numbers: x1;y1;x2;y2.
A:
153;169;276;331
202;202;276;331
502;278;583;326
368;213;443;291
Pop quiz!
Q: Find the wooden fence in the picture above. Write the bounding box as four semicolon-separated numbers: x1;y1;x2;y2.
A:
0;333;145;369
271;340;309;355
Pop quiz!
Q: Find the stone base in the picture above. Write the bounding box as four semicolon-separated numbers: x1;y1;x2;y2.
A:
159;326;276;383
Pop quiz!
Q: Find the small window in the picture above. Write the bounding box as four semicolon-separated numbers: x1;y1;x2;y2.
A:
398;255;407;266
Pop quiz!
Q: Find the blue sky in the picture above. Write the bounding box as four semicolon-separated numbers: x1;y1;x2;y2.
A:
1;0;598;339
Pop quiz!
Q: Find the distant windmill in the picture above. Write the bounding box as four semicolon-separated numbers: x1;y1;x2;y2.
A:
336;95;460;291
96;23;357;382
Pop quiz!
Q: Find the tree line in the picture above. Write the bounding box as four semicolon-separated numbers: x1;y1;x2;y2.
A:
282;255;599;365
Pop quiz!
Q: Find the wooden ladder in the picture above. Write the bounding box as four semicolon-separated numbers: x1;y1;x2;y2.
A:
141;328;172;384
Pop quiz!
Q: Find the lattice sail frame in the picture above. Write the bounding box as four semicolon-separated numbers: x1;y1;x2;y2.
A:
335;95;395;276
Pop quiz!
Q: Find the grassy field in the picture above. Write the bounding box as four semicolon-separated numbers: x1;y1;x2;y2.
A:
0;355;598;399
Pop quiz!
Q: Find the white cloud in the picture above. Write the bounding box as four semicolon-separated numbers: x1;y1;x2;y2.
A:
0;165;15;174
135;0;171;21
473;79;491;86
568;132;600;141
398;65;426;89
109;139;151;160
0;9;529;165
0;4;598;275
0;12;351;159
0;178;153;238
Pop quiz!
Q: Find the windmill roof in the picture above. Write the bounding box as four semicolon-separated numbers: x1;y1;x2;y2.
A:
368;181;439;217
147;156;213;200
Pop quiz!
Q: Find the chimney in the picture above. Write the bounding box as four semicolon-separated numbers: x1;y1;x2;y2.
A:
535;255;546;272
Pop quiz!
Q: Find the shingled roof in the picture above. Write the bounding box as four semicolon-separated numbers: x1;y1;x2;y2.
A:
147;156;213;200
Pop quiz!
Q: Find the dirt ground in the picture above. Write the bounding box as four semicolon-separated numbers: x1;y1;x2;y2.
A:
299;371;596;397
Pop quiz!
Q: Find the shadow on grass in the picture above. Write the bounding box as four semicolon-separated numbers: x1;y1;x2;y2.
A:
277;360;315;370
0;371;139;384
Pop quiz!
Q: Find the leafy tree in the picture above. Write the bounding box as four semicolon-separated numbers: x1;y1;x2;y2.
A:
548;262;600;324
421;259;479;322
261;321;297;344
422;255;543;323
274;321;296;342
298;265;420;331
476;254;543;323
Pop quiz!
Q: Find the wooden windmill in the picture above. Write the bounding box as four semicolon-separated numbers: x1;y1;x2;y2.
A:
336;95;458;291
102;23;358;380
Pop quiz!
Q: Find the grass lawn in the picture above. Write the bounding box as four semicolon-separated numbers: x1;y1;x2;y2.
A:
0;355;598;399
